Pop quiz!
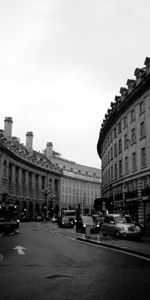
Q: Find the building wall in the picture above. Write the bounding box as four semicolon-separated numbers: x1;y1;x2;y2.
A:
50;155;101;213
0;117;101;219
97;57;150;233
0;121;62;219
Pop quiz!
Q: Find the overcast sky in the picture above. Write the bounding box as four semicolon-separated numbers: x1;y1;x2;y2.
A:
0;0;150;168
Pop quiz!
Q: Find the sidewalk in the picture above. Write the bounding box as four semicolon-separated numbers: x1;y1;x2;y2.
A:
77;233;150;259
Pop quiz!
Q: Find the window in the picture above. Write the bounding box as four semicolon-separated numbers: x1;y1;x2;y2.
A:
125;156;129;174
118;139;122;153
111;147;113;160
115;163;117;179
140;121;145;139
119;160;122;177
124;116;128;128
139;101;144;114
114;127;117;138
131;128;136;144
111;166;113;179
124;134;128;148
118;122;122;134
141;147;146;168
114;143;117;157
132;152;136;172
108;151;110;163
131;109;135;121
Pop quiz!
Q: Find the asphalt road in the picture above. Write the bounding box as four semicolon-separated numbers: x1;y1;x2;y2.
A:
0;222;150;300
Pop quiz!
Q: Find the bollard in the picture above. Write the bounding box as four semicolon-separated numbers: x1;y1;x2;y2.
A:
97;234;100;243
85;225;91;238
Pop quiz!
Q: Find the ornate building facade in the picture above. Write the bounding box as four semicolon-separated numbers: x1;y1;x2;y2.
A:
0;117;101;219
0;117;62;219
97;57;150;233
44;143;101;214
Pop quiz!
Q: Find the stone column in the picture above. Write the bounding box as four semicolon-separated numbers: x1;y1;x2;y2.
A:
18;168;22;196
31;173;36;199
25;171;29;198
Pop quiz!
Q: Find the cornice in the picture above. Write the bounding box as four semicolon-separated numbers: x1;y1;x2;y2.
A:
97;59;150;159
0;139;62;176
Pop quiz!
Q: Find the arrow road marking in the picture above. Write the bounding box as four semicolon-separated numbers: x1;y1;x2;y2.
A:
14;245;26;255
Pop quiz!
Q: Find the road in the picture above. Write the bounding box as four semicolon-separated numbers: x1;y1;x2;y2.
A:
0;221;150;300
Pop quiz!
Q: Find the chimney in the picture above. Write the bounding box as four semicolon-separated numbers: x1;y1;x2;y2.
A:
144;57;150;75
46;142;53;160
4;117;13;141
26;132;33;153
134;68;145;85
126;79;135;93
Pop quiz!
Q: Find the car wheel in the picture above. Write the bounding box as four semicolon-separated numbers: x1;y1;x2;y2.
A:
102;229;107;236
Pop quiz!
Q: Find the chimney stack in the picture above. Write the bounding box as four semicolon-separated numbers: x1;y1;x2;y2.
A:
46;142;53;160
26;131;33;153
4;117;13;141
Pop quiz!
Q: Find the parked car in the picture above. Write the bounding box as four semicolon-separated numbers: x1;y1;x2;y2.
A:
51;216;58;223
125;214;144;235
92;214;104;232
76;215;95;233
35;215;43;222
57;216;74;228
101;214;141;240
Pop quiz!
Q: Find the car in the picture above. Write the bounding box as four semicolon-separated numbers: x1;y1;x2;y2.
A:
92;214;104;232
76;215;95;233
51;216;58;223
57;216;74;228
125;214;144;235
101;214;141;240
35;215;43;222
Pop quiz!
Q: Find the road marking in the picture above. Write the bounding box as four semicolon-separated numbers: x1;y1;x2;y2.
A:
0;253;3;262
14;245;26;255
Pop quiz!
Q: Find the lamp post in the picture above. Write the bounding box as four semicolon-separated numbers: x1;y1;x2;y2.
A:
123;184;127;214
49;192;56;219
42;189;48;222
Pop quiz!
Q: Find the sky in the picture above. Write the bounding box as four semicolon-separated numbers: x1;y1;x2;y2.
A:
0;0;150;169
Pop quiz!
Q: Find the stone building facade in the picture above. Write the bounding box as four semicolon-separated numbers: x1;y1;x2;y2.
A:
44;143;101;214
0;117;101;219
0;117;62;219
97;57;150;233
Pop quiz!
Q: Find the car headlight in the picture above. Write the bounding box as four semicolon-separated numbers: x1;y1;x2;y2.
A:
135;226;141;231
120;226;127;231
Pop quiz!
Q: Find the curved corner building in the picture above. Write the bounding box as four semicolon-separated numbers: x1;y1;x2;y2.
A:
97;57;150;233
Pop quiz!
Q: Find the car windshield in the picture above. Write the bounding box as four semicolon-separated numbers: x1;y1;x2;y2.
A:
82;216;94;225
125;216;134;223
115;216;127;224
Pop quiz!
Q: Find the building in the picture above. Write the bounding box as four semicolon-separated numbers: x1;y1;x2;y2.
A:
0;117;62;220
44;142;101;214
97;57;150;233
0;117;101;219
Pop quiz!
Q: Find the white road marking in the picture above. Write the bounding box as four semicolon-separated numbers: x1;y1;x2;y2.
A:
14;245;26;255
0;253;3;262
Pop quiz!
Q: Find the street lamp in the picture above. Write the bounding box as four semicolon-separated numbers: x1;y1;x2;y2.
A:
42;189;48;222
